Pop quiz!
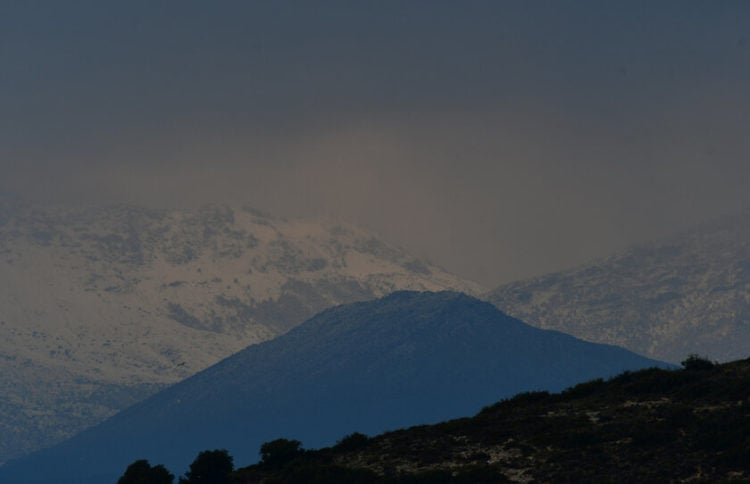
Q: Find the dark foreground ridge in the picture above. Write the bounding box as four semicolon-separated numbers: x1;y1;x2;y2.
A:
227;356;750;482
0;291;666;483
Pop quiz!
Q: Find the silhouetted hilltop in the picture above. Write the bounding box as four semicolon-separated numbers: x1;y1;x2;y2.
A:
233;356;750;483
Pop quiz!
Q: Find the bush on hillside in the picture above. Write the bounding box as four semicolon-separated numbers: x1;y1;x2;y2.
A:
334;432;370;452
118;459;174;484
179;449;233;484
259;438;304;469
681;354;716;371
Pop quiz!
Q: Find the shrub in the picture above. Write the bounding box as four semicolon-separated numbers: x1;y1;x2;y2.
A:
334;432;370;452
681;354;716;371
179;449;233;484
259;438;304;469
118;459;174;484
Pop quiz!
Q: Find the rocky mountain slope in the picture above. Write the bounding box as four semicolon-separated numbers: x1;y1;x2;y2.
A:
0;199;481;463
0;291;666;484
486;212;750;364
230;356;750;483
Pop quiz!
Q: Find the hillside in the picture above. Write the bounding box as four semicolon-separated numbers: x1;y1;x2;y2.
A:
231;356;750;483
486;212;750;363
0;199;481;462
0;291;666;484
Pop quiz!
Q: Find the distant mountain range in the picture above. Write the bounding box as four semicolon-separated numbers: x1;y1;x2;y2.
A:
6;197;746;473
232;356;750;483
487;212;750;363
0;199;481;463
0;291;667;484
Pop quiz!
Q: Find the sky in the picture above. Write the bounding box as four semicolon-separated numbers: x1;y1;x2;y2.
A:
2;1;750;287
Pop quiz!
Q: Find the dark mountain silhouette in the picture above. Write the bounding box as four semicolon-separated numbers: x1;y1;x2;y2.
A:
0;291;667;483
233;356;750;483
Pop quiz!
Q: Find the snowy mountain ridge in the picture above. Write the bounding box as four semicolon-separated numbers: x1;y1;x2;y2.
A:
0;200;482;462
486;211;750;364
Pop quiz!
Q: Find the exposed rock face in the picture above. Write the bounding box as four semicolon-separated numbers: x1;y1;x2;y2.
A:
487;212;750;364
0;199;482;462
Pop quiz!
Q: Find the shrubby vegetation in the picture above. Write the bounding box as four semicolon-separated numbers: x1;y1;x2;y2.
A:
681;353;716;371
119;355;750;483
258;438;303;469
333;432;370;452
179;449;234;484
117;459;173;484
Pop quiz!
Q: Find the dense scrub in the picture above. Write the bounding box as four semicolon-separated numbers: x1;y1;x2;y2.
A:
122;356;750;482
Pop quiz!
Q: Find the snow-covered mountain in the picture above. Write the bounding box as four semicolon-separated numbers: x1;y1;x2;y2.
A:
0;291;666;484
0;199;482;463
486;212;750;364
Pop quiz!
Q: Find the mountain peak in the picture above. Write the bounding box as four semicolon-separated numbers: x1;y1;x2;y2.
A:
0;290;666;484
0;201;483;464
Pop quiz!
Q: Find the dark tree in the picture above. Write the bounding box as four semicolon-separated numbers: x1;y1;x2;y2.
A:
334;432;370;452
259;438;303;468
179;449;234;484
118;459;174;484
682;354;716;371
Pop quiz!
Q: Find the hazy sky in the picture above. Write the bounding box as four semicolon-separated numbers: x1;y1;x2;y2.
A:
2;1;750;286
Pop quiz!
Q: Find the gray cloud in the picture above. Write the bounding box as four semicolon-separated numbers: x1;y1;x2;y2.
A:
2;1;750;285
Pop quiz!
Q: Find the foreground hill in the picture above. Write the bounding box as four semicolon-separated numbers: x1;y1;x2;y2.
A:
0;199;481;462
0;291;665;484
487;212;750;363
233;356;750;483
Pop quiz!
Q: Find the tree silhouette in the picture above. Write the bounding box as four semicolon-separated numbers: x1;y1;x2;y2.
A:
682;354;716;371
334;432;370;452
118;459;174;484
259;438;303;468
179;449;234;484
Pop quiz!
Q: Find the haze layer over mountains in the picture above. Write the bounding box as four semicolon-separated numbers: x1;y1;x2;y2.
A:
3;3;750;482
